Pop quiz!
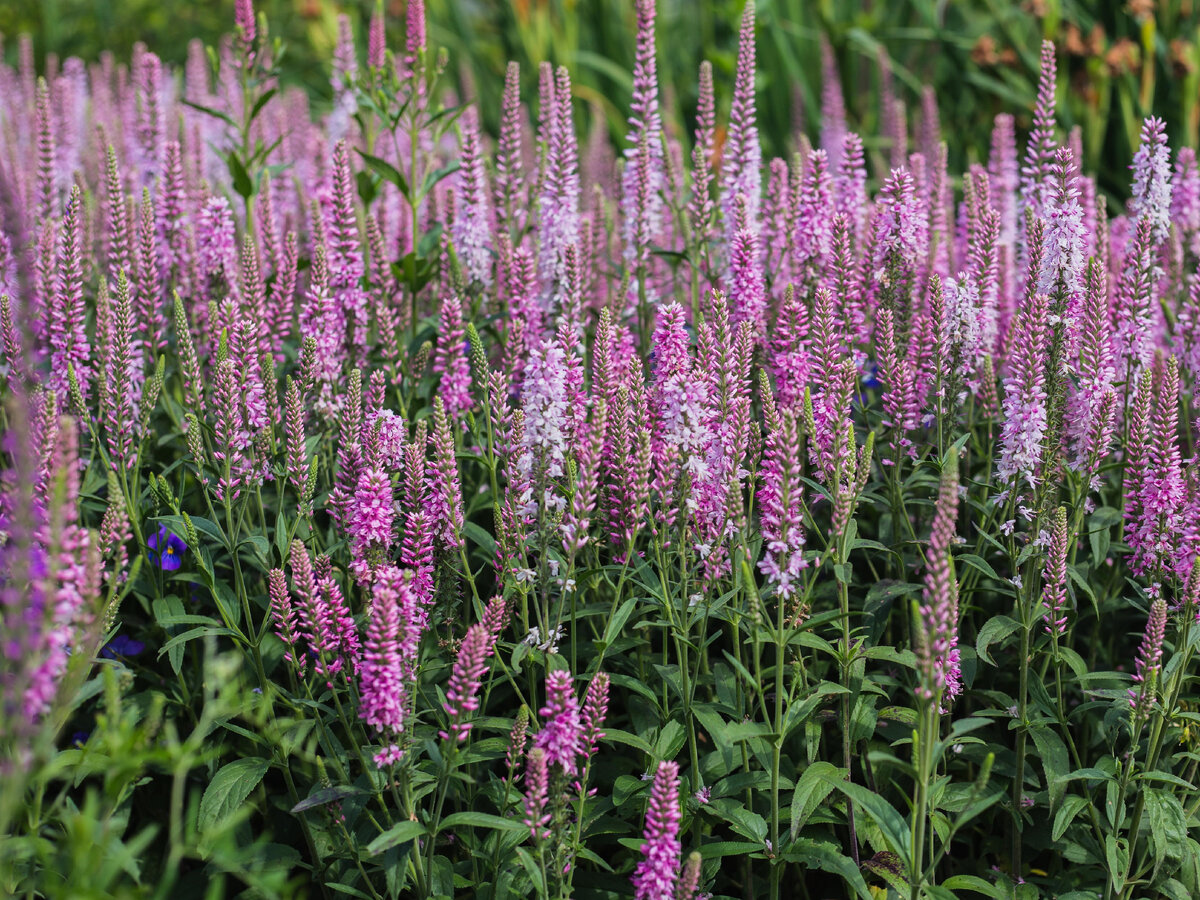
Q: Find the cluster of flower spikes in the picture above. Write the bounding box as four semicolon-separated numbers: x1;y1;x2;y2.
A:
6;0;1200;846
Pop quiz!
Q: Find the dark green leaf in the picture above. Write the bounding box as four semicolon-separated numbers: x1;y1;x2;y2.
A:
198;758;270;834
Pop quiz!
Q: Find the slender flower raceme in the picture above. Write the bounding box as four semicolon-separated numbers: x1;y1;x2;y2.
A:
1130;116;1172;244
1042;507;1069;637
917;455;961;707
757;405;807;610
534;669;583;774
454;108;493;287
1019;40;1058;221
538;66;580;305
1038;147;1087;305
523;748;551;841
622;0;665;261
432;294;472;419
359;567;411;765
349;468;395;581
429;397;466;549
819;38;847;171
48;186;90;402
632;760;682;900
267;568;305;675
721;1;761;237
580;671;610;762
494;62;525;239
1130;597;1168;730
442;623;496;741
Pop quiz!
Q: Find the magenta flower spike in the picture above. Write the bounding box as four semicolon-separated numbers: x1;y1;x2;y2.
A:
622;0;665;266
534;669;584;775
405;0;426;72
329;141;368;357
442;623;496;741
687;61;717;257
368;4;387;71
1038;146;1087;304
359;566;413;764
581;671;610;761
728;211;766;338
289;540;342;679
757;407;806;604
432;294;472;418
523;748;551;840
917;456;961;708
793;149;834;285
495;62;525;240
819;38;847;171
454;108;493;287
429;397;466;550
1019;40;1059;220
721;1;761;239
349;467;396;581
268;568;305;674
1130;116;1173;244
48;187;90;403
538;66;581;306
1172;146;1200;256
235;0;256;49
1042;507;1069;638
1129;597;1168;728
632;760;683;900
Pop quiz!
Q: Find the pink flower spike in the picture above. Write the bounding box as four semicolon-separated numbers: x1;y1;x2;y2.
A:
442;623;496;741
632;761;682;900
534;669;584;774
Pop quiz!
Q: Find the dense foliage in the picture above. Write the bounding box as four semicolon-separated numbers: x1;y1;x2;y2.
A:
4;1;1200;899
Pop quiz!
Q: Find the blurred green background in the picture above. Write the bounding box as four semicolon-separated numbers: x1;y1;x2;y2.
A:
3;0;1198;199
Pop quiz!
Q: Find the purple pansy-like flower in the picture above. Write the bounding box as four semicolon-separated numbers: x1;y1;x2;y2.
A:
101;634;146;659
148;525;188;571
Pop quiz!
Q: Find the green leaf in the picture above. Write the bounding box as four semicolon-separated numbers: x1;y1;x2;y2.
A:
367;820;426;856
602;598;638;647
789;762;841;839
158;625;239;657
462;521;496;558
602;728;653;755
957;553;1001;581
975;615;1021;666
1052;794;1089;841
1105;835;1128;892
358;150;410;196
696;841;764;859
240;534;272;567
419;162;462;200
326;884;374;899
248;87;279;125
438;811;527;833
654;720;686;760
781;838;873;900
291;785;369;813
198;758;269;835
816;771;911;861
1146;788;1188;863
227;152;254;200
152;595;187;674
942;875;1006;898
1029;724;1069;812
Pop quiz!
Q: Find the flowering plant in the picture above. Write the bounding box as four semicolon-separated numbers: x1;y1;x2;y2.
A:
3;2;1200;899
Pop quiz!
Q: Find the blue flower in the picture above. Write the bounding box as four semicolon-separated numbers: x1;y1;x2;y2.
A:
148;525;188;572
70;731;90;748
101;634;146;659
861;361;881;390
